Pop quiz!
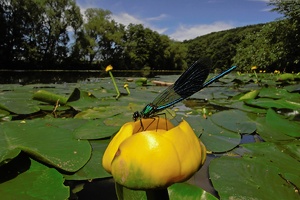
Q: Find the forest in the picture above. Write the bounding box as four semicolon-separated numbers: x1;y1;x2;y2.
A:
0;0;299;72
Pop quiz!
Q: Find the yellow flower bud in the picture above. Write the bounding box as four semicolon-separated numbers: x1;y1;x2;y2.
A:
102;118;206;189
105;65;113;72
251;66;257;70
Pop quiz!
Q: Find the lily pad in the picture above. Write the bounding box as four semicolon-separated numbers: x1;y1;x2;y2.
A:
67;88;114;111
254;109;299;142
265;109;300;137
209;155;299;200
239;90;260;100
245;98;300;110
32;89;68;105
73;119;119;139
193;117;241;153
0;154;69;199
210;110;257;134
115;182;217;200
0;118;91;172
0;90;40;114
168;183;218;200
64;140;111;180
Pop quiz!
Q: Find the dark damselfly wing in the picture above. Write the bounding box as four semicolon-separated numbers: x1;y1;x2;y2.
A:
151;59;211;111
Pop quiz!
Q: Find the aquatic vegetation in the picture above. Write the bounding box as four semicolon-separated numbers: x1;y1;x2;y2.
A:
0;71;299;199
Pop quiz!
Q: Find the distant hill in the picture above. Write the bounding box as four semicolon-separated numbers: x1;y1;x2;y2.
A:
183;23;265;69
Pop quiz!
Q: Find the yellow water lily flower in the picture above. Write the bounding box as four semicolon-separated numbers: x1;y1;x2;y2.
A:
251;66;258;70
274;70;280;74
102;118;206;189
105;64;113;72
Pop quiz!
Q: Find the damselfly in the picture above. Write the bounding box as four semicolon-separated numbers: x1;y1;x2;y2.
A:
133;59;237;129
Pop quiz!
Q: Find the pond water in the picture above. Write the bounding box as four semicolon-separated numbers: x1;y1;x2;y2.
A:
0;70;181;84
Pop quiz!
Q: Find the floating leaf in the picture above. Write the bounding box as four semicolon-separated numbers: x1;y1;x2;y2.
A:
67;88;114;111
239;90;260;100
194;117;241;153
73;119;119;139
0;119;91;172
168;183;218;200
265;109;300;137
64;140;111;180
255;115;295;142
210;110;256;134
209;155;299;200
0;90;40;114
277;73;294;81
230;101;267;114
115;182;217;200
259;87;290;99
135;78;148;86
0;154;69;199
32;89;68;105
245;98;300;110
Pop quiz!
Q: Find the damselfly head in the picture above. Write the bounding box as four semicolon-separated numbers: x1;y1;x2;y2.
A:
133;111;141;121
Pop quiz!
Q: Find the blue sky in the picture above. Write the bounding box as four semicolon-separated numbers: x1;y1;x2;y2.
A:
75;0;282;41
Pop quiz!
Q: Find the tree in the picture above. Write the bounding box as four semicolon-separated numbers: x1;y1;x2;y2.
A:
269;0;300;71
232;1;300;72
233;21;287;71
72;8;125;67
0;0;82;68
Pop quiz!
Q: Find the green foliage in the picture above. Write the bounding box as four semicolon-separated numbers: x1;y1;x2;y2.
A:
1;0;300;72
184;24;264;70
0;0;82;67
233;21;288;71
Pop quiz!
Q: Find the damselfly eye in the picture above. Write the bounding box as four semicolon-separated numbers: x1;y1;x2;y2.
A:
133;111;140;121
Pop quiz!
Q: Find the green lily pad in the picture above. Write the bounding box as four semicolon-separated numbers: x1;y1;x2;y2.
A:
115;182;217;200
194;117;241;153
254;109;299;142
32;89;68;105
168;183;218;200
259;87;290;99
265;109;300;137
135;78;148;86
241;142;300;175
67;88;115;111
239;90;260;100
245;98;300;110
230;101;267;114
0;118;91;172
64;140;111;180
255;116;295;142
284;83;300;93
0;90;40;114
209;155;299;200
210;110;257;134
0;154;69;199
0;110;12;122
0;109;10;118
277;73;295;81
73;119;119;139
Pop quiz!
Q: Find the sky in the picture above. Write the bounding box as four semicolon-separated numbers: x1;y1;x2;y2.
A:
75;0;283;41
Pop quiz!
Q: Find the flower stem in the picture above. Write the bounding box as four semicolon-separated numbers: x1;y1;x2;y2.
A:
108;71;120;99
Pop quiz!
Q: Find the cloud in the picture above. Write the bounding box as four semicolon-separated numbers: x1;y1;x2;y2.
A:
146;14;168;21
112;13;144;26
111;13;168;34
169;22;235;41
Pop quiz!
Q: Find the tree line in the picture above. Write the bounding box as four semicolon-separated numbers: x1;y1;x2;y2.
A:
0;0;299;72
